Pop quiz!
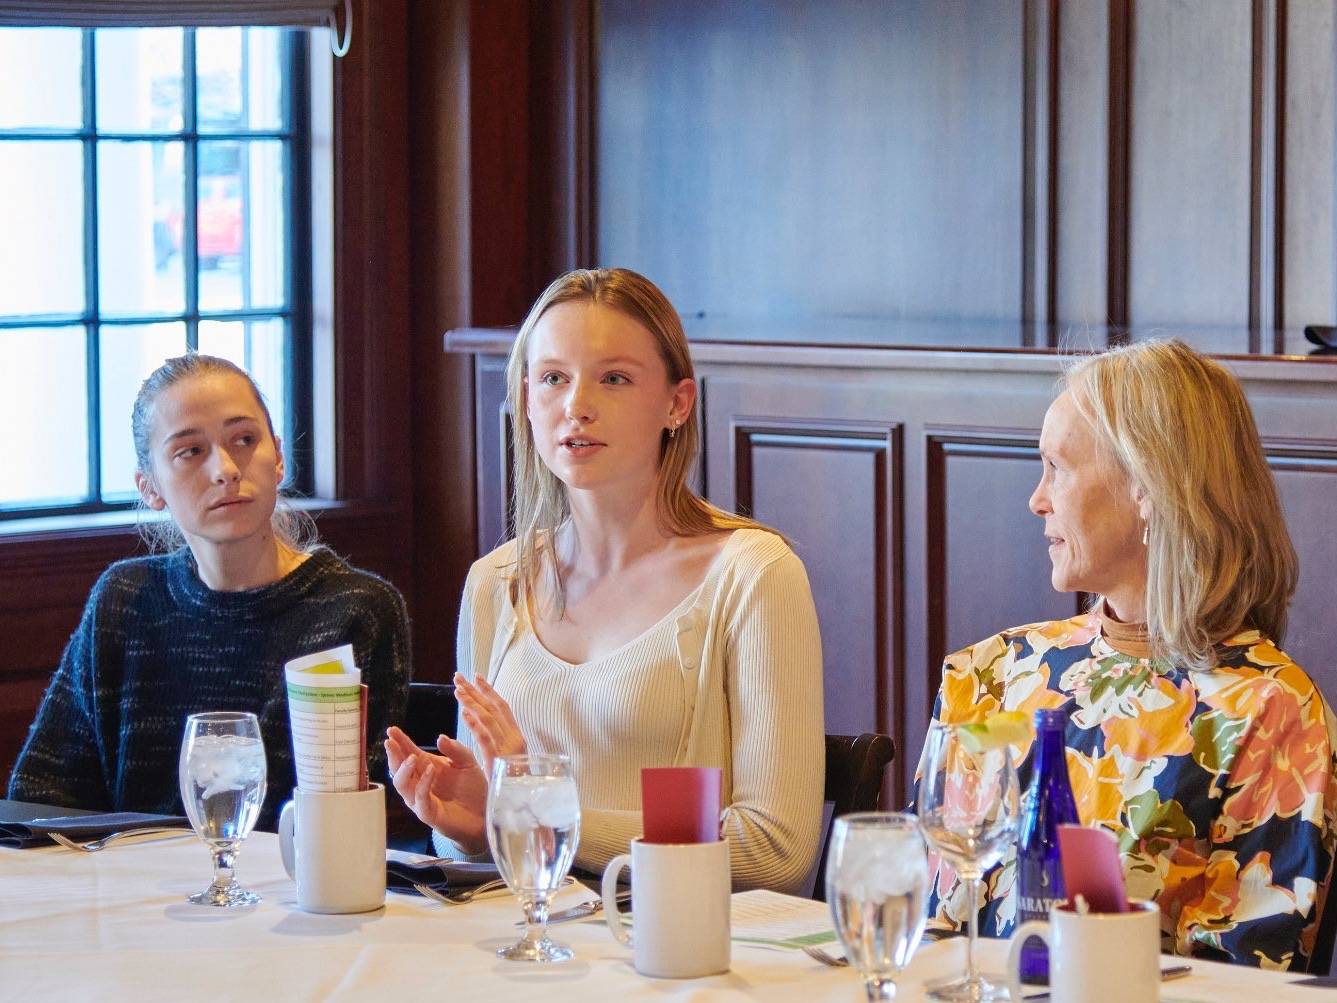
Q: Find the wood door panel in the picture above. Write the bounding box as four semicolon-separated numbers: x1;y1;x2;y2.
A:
1271;456;1337;703
732;422;900;745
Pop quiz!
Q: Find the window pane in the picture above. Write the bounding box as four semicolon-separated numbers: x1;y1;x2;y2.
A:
98;140;186;317
199;317;288;460
98;322;187;499
0;327;88;508
197;27;285;133
95;28;183;134
198;140;286;311
0;141;84;316
0;28;83;130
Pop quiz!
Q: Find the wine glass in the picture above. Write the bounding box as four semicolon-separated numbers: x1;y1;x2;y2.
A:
178;711;268;907
486;753;581;962
827;812;930;1001
917;721;1021;1001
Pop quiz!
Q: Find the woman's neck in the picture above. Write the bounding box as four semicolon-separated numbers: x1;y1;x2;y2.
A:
185;531;303;592
561;485;673;576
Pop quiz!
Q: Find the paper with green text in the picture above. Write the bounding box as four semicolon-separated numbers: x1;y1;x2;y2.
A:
285;644;363;792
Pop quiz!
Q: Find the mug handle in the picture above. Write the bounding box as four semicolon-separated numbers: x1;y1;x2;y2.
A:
602;853;633;947
1007;920;1051;1002
277;799;297;879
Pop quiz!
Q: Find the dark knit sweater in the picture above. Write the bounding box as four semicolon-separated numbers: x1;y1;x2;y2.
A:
7;546;411;829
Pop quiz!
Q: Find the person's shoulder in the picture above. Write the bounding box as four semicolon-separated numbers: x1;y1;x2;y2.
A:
945;613;1100;666
463;539;519;601
305;548;408;616
88;553;174;606
718;527;802;576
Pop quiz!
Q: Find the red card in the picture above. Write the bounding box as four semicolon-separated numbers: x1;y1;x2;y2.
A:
641;767;722;844
1058;824;1129;913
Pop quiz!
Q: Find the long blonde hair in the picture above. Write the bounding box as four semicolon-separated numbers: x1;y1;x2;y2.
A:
1064;339;1297;669
505;268;772;616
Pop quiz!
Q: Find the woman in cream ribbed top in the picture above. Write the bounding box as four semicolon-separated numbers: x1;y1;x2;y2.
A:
451;528;824;891
383;268;825;892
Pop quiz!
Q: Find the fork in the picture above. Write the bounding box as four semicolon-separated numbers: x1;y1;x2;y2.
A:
412;877;510;904
801;944;849;967
48;827;193;852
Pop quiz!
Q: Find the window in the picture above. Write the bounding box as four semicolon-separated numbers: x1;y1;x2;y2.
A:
0;25;313;517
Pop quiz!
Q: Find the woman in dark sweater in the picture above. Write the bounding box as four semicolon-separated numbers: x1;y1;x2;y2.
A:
7;354;411;828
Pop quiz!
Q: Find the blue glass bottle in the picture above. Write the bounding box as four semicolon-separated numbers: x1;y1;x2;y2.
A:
1017;707;1079;983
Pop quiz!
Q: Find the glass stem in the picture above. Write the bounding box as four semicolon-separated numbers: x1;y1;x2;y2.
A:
211;845;237;889
522;897;549;946
965;875;981;983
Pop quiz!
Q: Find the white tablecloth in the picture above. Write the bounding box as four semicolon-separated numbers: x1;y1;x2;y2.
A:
0;833;1325;1001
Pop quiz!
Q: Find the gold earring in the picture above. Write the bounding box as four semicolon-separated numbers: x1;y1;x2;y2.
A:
668;420;677;440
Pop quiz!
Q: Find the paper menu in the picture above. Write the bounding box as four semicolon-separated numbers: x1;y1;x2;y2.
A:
729;889;840;949
285;644;366;793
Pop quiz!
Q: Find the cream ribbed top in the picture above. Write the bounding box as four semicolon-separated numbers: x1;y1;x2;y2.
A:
441;528;825;893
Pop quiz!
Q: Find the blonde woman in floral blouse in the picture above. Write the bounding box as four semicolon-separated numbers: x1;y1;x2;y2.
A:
925;339;1337;971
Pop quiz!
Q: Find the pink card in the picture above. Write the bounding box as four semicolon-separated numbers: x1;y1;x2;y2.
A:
641;767;722;844
1058;824;1129;913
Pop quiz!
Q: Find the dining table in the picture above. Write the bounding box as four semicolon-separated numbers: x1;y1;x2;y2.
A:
0;830;1329;1002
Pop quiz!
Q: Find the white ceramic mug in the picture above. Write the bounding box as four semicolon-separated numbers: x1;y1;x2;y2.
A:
1006;899;1161;1003
278;783;386;914
601;837;731;978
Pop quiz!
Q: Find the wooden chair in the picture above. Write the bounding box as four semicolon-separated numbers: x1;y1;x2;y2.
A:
811;732;897;901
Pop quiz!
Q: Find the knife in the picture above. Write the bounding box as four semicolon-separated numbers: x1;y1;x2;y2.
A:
529;890;633;926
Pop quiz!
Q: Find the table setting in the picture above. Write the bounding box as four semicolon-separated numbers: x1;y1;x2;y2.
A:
0;688;1331;1001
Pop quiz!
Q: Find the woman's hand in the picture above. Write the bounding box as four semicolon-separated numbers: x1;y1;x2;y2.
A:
383;724;488;854
454;672;527;775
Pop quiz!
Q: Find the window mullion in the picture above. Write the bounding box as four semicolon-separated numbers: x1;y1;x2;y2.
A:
82;28;101;507
184;28;199;352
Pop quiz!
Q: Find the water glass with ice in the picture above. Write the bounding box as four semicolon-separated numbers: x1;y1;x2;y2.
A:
826;812;930;1000
486;753;581;962
178;711;267;907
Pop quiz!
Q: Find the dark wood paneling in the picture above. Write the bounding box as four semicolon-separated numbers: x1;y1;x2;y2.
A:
731;421;901;747
1269;451;1337;700
596;0;1026;324
1128;0;1253;327
926;436;1081;680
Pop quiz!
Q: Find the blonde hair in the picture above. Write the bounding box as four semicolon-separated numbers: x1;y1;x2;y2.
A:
505;267;773;616
1064;338;1297;669
132;353;317;554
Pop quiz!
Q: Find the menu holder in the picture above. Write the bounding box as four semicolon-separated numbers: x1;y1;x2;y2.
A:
285;644;367;793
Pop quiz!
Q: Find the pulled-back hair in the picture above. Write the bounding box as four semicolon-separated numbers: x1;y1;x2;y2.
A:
1064;338;1297;669
505;268;775;617
132;353;316;553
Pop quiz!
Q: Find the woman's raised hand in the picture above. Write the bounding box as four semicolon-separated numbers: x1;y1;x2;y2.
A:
383;724;488;854
454;672;528;776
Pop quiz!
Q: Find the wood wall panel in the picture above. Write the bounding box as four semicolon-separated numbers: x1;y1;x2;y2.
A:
731;421;901;744
926;436;1081;691
1269;453;1337;699
596;0;1026;323
1128;0;1253;327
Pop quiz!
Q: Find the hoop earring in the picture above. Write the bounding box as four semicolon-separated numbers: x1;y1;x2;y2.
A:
668;420;678;440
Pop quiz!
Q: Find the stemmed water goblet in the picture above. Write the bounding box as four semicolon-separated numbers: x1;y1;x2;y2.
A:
827;811;930;1001
178;711;268;907
917;721;1021;1001
487;753;581;962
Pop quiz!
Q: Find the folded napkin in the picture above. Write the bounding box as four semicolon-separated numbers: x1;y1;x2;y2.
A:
0;802;190;849
385;854;502;896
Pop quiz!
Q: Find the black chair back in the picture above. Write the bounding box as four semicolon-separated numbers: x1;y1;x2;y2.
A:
405;682;458;748
812;732;896;901
1311;881;1336;974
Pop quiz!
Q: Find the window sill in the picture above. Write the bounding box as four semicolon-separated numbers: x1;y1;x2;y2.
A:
0;498;391;545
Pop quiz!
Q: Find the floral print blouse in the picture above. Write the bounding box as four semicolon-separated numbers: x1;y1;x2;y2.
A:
925;608;1337;971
